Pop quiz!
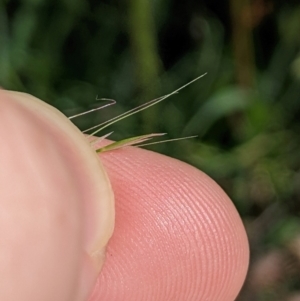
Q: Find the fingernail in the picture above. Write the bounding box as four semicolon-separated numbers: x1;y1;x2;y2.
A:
76;153;115;299
82;153;115;266
4;90;115;300
77;251;105;301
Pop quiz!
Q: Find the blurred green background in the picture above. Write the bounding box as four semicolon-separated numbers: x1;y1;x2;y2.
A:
1;0;300;299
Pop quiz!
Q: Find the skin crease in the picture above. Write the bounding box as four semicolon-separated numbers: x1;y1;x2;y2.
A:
0;91;249;301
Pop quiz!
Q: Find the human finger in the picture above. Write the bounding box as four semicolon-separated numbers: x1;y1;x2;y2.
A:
0;90;114;301
88;144;249;300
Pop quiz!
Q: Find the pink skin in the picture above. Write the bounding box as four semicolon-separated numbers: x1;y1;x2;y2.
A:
0;91;249;301
91;146;249;300
0;90;114;301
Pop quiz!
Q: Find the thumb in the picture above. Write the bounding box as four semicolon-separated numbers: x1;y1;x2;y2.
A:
0;91;114;301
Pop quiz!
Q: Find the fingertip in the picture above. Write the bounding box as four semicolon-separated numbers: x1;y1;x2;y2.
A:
92;145;249;300
0;90;114;301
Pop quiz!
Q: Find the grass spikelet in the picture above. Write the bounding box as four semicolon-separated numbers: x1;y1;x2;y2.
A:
70;74;207;153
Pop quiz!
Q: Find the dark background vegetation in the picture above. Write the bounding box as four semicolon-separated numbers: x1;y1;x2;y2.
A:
1;0;300;299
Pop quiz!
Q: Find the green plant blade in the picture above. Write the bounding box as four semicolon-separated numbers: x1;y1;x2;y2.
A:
95;133;166;153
